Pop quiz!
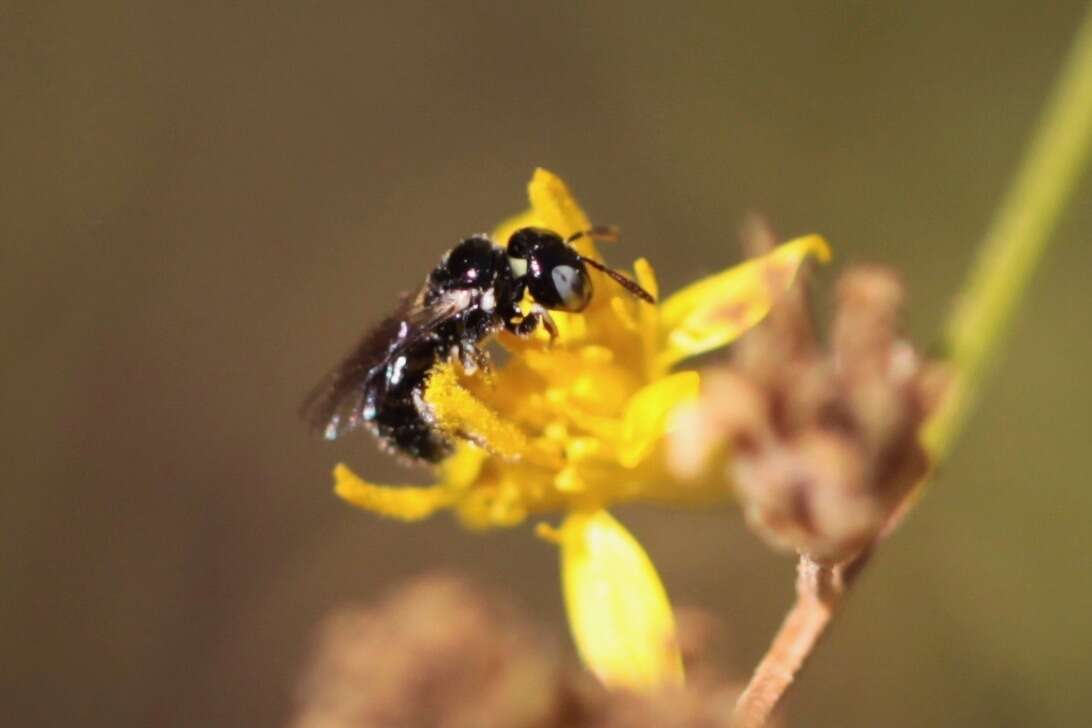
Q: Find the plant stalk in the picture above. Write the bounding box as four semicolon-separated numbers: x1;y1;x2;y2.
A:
924;3;1092;458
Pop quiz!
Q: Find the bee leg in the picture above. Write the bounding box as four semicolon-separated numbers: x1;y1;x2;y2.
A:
510;305;558;342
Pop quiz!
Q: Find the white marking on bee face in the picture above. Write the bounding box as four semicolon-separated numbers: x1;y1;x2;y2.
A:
552;265;584;305
508;256;528;278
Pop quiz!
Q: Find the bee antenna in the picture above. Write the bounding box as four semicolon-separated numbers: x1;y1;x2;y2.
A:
579;255;656;304
567;225;620;245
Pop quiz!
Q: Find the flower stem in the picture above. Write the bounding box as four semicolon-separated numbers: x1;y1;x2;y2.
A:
734;6;1092;725
924;3;1092;458
731;557;842;728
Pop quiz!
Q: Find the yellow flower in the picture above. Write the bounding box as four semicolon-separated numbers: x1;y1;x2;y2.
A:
334;169;830;690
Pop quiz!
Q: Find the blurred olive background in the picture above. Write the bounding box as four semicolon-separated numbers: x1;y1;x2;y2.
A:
4;2;1091;726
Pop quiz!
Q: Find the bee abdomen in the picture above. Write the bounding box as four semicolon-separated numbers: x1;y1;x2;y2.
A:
363;342;454;463
370;395;453;462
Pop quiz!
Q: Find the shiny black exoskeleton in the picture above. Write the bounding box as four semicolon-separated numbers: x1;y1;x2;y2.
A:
303;226;654;463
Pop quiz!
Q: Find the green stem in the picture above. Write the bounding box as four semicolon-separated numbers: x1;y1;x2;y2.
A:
924;3;1092;459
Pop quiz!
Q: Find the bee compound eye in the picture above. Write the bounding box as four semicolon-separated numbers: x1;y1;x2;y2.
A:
521;234;592;311
550;263;592;311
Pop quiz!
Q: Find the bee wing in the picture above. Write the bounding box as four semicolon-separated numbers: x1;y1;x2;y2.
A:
300;292;466;441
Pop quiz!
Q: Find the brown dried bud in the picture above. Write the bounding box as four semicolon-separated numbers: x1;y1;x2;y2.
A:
291;574;563;728
669;260;939;564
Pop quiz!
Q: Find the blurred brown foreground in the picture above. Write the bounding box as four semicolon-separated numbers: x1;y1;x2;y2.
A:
291;574;762;728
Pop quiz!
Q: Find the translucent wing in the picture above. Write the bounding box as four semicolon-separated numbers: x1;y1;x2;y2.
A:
300;290;466;441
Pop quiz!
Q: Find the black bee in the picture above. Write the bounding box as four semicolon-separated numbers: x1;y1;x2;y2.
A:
302;226;655;463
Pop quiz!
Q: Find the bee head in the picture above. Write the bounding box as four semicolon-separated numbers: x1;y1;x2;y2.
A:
507;227;593;312
506;226;655;313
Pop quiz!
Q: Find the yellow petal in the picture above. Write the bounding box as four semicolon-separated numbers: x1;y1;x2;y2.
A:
492;168;593;255
454;484;529;529
438;443;487;488
633;257;660;302
619;371;700;468
558;509;684;690
333;463;453;521
527;168;599;259
634;258;661;370
657;234;832;368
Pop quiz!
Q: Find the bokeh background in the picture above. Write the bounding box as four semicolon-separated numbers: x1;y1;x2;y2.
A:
4;2;1091;726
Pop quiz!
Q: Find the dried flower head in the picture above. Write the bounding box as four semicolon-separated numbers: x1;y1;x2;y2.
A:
332;170;830;687
669;221;941;563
